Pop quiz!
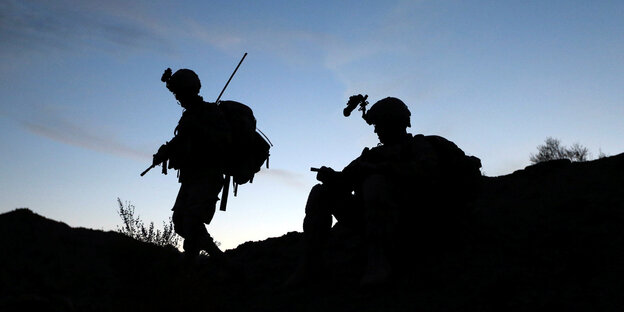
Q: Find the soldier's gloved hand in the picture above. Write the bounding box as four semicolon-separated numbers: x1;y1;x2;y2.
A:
316;166;337;184
152;154;163;167
152;144;168;166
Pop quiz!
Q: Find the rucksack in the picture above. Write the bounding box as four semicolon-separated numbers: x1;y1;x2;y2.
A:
218;100;271;187
424;135;481;179
423;135;482;206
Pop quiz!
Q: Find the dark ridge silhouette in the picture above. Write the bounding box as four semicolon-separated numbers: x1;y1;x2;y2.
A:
2;153;624;311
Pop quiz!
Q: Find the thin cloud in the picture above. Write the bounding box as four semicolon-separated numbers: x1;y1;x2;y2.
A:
186;20;333;67
186;20;244;51
19;112;150;161
179;2;423;91
0;0;174;55
256;168;309;190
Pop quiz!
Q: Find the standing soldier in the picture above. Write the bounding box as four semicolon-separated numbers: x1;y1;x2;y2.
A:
151;68;231;262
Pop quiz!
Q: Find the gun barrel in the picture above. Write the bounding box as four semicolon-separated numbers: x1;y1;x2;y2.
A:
140;164;155;176
310;167;320;172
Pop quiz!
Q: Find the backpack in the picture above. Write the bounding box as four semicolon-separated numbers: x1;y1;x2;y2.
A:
423;135;482;207
424;135;481;180
218;100;271;187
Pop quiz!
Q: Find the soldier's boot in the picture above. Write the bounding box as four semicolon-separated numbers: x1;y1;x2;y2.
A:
200;235;226;263
179;238;202;264
199;235;245;279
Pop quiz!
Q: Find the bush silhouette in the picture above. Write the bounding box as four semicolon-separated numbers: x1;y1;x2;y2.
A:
116;198;180;248
530;137;590;164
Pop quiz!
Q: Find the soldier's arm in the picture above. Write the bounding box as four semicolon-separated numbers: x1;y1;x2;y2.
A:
311;166;340;183
161;111;200;162
342;147;389;179
311;166;352;192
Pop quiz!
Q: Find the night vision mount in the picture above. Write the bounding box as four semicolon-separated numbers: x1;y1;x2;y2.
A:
343;94;369;119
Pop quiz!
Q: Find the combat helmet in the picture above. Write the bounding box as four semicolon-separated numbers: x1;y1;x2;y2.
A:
364;97;411;128
161;68;201;95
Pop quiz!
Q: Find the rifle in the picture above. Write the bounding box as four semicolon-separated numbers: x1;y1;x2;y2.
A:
140;159;167;177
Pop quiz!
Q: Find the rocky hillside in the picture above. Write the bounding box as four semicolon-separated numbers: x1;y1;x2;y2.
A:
1;153;623;311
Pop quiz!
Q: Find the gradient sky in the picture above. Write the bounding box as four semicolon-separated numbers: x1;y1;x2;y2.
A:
1;0;623;250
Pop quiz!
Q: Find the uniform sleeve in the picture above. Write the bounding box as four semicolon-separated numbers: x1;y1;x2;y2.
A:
163;112;194;167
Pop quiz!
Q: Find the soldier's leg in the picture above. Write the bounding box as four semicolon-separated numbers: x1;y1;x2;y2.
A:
288;183;355;285
171;184;197;255
359;174;400;285
172;180;224;260
302;183;359;254
302;184;334;251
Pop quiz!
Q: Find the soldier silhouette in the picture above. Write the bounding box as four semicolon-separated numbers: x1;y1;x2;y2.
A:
288;95;482;286
151;68;231;262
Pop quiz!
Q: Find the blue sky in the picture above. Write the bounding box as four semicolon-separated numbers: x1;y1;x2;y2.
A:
1;0;623;250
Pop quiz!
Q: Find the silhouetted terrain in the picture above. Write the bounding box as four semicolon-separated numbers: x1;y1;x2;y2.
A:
2;153;623;311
